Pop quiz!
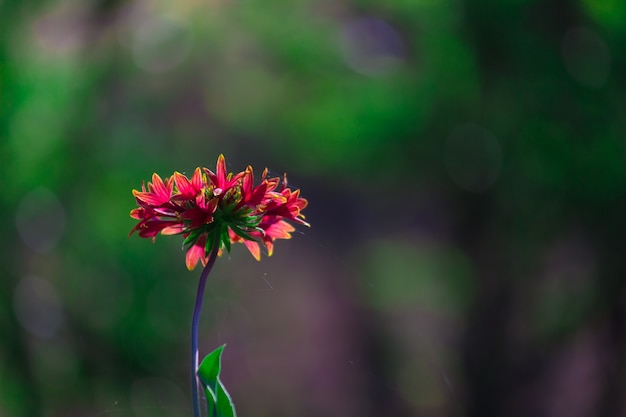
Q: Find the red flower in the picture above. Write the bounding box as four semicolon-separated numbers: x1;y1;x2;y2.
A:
130;154;309;270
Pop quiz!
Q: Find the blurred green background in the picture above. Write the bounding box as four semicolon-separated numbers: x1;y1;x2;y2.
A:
2;0;626;416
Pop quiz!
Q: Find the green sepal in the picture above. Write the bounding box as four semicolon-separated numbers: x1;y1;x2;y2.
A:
229;225;258;242
221;225;231;253
197;345;237;417
204;226;222;257
183;229;202;248
241;215;262;227
219;203;236;216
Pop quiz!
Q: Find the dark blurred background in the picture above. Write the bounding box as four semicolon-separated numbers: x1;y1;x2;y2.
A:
1;0;626;416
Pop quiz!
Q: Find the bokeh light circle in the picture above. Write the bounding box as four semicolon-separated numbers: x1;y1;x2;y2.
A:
561;27;611;88
132;15;192;73
13;275;63;339
15;187;66;253
338;17;406;76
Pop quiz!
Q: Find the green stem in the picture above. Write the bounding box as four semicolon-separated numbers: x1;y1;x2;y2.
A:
191;242;220;417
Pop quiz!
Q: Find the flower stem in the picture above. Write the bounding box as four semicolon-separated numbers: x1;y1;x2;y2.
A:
191;242;220;417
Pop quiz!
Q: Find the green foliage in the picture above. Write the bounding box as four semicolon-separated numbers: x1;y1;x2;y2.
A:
197;345;236;417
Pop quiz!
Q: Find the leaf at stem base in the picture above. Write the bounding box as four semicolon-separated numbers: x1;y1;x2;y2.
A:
197;344;236;417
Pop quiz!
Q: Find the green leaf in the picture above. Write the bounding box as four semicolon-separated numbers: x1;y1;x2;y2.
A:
197;345;237;417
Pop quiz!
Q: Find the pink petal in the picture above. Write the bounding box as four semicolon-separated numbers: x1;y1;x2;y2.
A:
129;207;147;220
241;166;254;195
185;239;205;271
161;224;184;235
264;239;275;257
191;167;203;190
265;220;295;239
216;154;227;185
173;171;194;198
243;240;261;261
149;173;171;202
133;190;166;206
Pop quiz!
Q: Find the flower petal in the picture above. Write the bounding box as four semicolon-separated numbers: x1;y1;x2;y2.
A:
162;224;184;235
173;171;194;198
185;235;207;271
243;240;261;261
216;154;227;185
264;239;274;257
148;173;172;203
264;220;295;239
191;167;203;190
